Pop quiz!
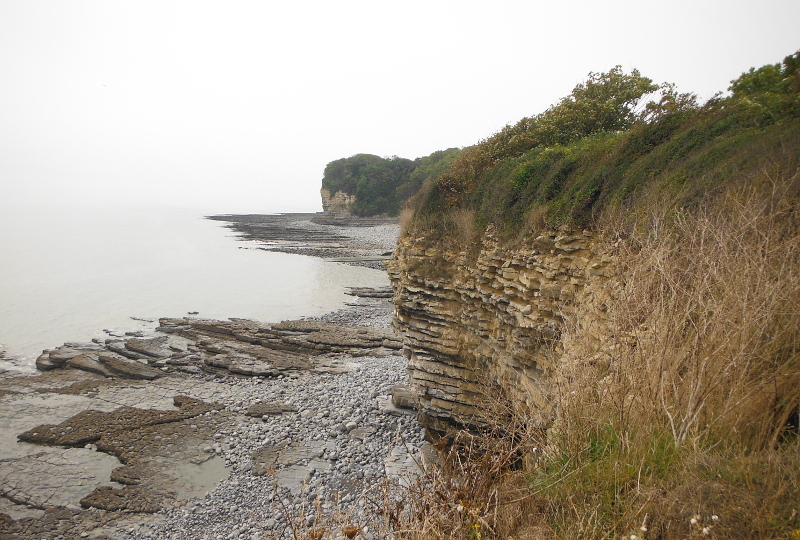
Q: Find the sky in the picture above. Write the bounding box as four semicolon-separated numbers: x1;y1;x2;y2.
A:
1;1;798;213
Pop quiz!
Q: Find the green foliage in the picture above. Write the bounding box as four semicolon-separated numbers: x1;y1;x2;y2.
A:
398;148;461;201
407;49;800;237
351;156;417;216
322;153;385;197
730;63;784;96
727;50;800;125
426;66;660;207
536;66;660;140
321;149;462;217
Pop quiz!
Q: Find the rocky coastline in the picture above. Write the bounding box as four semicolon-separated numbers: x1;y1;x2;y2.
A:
0;215;422;540
206;213;400;271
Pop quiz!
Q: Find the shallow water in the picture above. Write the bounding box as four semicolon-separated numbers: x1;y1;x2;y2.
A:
176;456;230;498
0;205;389;370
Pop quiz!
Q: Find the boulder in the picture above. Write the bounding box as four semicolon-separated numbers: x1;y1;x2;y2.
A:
67;354;113;377
98;352;162;380
391;385;418;410
35;351;58;371
245;402;297;417
48;347;83;365
124;336;171;358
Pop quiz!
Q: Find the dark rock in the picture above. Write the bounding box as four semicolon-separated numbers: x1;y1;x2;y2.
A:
345;286;394;298
383;338;404;349
228;360;278;377
98;352;162;380
110;465;142;485
177;365;201;374
391;385;418;410
125;336;171;358
0;512;20;534
204;354;231;368
245;403;290;417
48;347;83;365
251;445;280;476
35;351;58;371
18;396;220;446
64;341;104;351
80;485;164;512
67;353;113;377
106;341;151;361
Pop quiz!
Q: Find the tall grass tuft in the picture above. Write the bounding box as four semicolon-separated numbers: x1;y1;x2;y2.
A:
540;163;800;538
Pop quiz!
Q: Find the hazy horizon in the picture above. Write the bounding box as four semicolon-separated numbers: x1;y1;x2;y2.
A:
2;1;799;214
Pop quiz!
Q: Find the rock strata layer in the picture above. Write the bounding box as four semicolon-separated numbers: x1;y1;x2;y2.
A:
388;226;614;437
34;316;403;382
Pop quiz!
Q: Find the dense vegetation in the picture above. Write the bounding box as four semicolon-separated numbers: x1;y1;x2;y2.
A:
406;51;800;238
321;148;461;216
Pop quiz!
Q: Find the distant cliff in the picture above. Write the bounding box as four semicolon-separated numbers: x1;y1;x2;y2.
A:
319;149;460;218
320;188;356;218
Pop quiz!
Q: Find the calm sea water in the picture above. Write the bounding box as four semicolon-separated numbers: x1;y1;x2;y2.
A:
0;205;389;371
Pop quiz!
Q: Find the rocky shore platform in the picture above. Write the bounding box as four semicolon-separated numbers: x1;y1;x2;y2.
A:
0;217;424;540
206;213;400;270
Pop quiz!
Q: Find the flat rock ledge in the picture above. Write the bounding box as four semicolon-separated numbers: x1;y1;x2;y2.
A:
34;316;404;381
206;213;400;270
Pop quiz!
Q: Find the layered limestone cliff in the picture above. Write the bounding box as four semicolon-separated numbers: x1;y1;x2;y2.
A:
320;188;356;218
387;226;616;437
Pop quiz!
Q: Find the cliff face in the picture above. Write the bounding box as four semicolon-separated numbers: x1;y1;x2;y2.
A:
320;188;356;218
387;226;615;437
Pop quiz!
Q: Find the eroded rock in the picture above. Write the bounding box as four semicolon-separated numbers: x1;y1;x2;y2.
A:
245;402;296;417
18;395;220;446
387;227;613;437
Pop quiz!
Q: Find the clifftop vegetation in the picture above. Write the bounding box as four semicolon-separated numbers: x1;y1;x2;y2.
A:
406;50;800;239
321;148;461;217
311;52;800;539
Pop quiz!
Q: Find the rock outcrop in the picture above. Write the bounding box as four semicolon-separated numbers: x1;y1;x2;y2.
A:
36;317;403;380
388;226;615;437
320;188;356;218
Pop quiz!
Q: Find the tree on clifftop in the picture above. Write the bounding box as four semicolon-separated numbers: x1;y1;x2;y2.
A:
433;67;661;207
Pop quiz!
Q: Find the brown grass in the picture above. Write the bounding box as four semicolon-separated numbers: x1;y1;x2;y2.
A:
357;392;551;540
540;164;800;538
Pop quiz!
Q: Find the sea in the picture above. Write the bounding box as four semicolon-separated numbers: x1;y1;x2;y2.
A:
0;204;390;372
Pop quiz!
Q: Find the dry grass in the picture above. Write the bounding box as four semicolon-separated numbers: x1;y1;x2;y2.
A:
540;165;800;538
399;207;415;234
524;204;548;235
401;207;480;252
563;179;800;447
358;392;550;540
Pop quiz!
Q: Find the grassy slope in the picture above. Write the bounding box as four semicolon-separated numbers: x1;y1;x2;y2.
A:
408;74;800;242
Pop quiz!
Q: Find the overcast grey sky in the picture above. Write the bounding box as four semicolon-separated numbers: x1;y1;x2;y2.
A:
1;1;798;212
